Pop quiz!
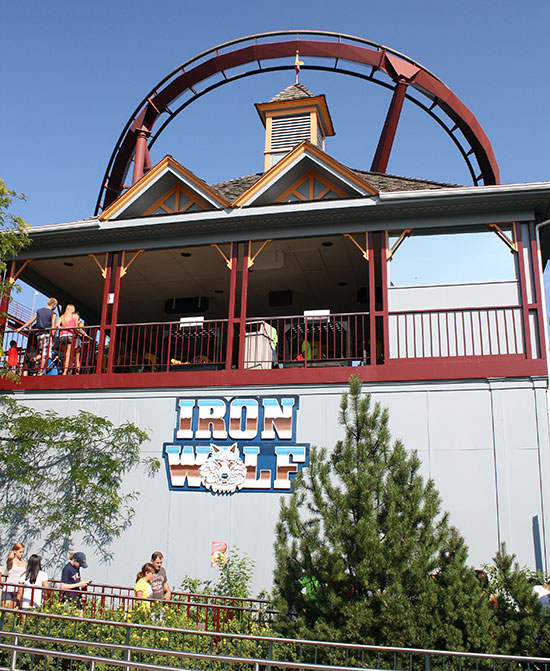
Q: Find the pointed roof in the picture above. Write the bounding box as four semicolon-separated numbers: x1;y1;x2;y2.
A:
232;141;378;207
99;155;231;221
269;83;315;102
212;170;459;202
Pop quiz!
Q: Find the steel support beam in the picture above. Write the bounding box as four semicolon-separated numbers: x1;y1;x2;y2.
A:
371;79;408;173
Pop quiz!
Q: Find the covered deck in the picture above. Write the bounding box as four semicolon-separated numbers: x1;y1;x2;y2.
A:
1;181;548;390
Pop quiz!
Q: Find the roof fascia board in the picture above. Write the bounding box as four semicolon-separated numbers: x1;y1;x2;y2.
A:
28;181;550;241
17;208;536;261
234;144;378;207
100;156;230;220
115;166;227;215
26;182;549;241
247;154;374;204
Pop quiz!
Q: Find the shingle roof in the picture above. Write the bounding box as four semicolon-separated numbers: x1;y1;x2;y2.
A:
212;169;459;202
269;83;315;102
351;169;459;192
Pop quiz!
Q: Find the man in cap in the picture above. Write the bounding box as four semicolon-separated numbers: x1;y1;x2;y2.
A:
60;552;90;608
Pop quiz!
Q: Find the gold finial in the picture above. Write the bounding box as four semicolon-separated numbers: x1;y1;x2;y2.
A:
295;51;304;84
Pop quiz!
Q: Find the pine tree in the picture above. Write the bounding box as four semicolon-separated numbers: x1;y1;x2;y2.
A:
488;544;550;656
274;376;496;651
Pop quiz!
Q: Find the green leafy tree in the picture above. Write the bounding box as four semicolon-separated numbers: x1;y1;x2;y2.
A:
0;179;30;374
215;547;255;598
180;547;256;598
0;396;157;566
274;376;496;651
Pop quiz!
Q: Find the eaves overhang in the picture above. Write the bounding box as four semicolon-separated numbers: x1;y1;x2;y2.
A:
17;182;550;259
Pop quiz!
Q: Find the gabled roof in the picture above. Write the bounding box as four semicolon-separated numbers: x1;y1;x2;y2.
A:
213;170;459;202
99;155;231;221
231;141;379;207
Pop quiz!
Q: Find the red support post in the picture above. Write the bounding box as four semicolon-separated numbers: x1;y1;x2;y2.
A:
238;241;251;370
106;253;124;374
96;254;113;374
370;79;408;173
225;243;239;371
379;233;390;363
368;232;377;365
132;129;149;184
529;221;547;360
515;222;533;359
0;261;15;337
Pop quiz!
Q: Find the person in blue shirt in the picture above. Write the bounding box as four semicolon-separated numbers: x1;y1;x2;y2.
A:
60;552;90;608
16;297;58;375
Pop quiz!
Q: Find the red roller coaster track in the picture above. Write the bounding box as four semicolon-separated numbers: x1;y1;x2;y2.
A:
95;30;499;215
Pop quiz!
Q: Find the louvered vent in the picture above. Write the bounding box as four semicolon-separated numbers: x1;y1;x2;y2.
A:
316;122;324;149
271;115;310;151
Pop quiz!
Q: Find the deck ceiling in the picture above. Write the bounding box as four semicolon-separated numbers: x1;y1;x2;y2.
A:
19;234;372;325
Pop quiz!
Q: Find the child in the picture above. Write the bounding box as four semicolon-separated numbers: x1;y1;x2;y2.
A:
7;340;19;373
134;562;155;610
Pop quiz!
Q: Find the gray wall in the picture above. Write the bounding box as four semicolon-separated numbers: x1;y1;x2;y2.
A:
10;375;550;594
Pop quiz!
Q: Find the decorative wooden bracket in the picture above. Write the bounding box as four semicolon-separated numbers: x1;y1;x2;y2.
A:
120;249;144;277
211;243;232;270
343;233;369;261
89;253;108;279
248;239;273;268
387;229;413;260
7;259;31;284
487;223;517;253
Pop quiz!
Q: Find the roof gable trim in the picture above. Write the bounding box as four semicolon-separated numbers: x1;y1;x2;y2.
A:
233;142;379;207
99;156;231;221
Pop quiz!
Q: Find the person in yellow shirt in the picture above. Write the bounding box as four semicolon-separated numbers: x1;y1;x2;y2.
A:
134;562;155;609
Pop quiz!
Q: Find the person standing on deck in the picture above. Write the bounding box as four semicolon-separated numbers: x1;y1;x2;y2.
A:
150;551;171;601
16;297;58;375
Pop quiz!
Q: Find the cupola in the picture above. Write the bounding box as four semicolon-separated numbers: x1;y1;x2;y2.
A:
255;83;335;171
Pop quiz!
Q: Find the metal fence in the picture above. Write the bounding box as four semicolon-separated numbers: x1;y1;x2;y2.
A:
0;608;548;671
244;314;370;369
388;307;525;359
1;584;275;633
3;305;532;377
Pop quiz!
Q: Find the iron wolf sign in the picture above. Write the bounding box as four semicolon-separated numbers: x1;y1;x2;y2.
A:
163;395;309;494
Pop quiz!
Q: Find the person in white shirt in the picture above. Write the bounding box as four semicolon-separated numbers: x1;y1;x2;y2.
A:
18;554;49;609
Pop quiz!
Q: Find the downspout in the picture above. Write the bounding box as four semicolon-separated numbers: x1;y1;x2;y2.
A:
534;217;550;572
535;218;550;381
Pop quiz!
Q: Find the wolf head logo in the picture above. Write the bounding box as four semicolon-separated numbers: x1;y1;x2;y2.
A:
199;443;247;494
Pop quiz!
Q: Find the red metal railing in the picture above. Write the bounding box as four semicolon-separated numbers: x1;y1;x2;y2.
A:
4;299;33;326
112;319;228;373
2;325;101;376
2;581;275;631
2;306;536;378
388;306;526;359
243;313;370;369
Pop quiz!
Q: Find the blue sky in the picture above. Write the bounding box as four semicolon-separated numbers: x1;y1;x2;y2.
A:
2;0;549;303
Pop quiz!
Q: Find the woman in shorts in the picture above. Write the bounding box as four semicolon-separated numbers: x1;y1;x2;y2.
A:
3;543;26;608
56;304;77;375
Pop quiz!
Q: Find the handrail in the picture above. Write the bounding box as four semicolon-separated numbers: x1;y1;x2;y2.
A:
0;583;276;632
1;581;272;612
0;631;386;671
46;578;273;607
0;607;549;665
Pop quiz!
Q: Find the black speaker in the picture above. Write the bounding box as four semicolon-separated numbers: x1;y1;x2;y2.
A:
357;287;369;304
164;297;209;314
